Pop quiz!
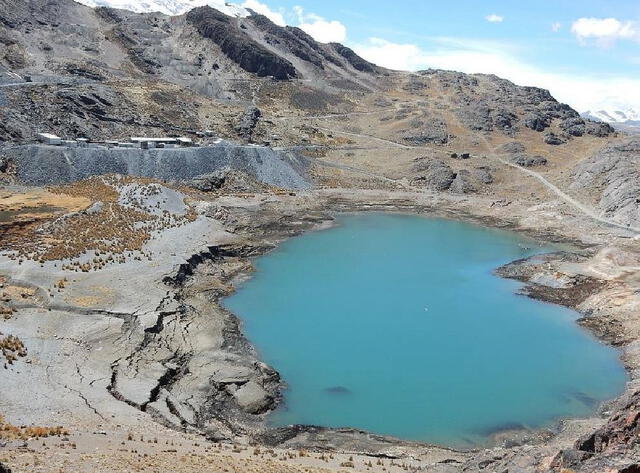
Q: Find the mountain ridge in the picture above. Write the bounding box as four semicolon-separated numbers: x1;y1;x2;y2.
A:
0;0;613;145
75;0;254;17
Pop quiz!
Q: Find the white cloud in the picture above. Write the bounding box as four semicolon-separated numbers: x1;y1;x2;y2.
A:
351;38;429;70
551;22;562;33
353;36;640;113
293;6;347;43
485;14;504;23
571;18;640;46
241;0;286;26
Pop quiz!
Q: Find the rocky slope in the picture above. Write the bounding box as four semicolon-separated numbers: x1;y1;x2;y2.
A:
2;142;310;188
0;0;612;151
571;139;640;228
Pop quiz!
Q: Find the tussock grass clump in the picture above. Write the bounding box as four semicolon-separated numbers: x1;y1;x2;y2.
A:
0;415;68;440
0;332;26;365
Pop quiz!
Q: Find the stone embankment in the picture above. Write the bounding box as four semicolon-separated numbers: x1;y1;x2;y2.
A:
0;141;310;189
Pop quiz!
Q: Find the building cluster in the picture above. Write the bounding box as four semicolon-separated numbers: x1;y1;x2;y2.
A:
36;133;199;149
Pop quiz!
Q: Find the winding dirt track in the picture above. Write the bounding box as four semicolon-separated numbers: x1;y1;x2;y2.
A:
303;112;640;235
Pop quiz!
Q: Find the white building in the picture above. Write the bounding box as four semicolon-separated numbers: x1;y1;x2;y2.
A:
37;133;61;145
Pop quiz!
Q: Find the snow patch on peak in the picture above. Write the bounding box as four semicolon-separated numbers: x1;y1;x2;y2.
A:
75;0;252;18
582;108;640;124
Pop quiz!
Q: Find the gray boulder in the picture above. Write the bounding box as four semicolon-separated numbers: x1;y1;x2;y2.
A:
412;159;455;190
560;117;586;137
449;169;476;194
190;172;225;192
233;381;273;414
544;132;566;145
511;154;548;167
499;141;526;154
473;166;494;184
403;118;449;145
523;112;550;132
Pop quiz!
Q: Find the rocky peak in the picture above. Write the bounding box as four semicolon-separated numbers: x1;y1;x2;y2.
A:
186;6;297;80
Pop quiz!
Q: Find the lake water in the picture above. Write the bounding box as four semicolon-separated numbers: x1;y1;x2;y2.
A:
223;213;627;447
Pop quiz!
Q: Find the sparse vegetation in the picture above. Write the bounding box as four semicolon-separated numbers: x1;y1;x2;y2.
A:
0;415;68;440
0;176;198;271
0;332;26;366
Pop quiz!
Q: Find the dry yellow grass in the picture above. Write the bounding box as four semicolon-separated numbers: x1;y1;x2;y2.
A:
0;332;26;365
0;415;68;440
1;176;197;271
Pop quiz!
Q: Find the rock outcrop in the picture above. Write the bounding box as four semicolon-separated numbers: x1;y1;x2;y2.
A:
329;43;378;73
412;159;455;190
403;117;449;145
572;139;640;228
449;169;476;194
416;70;613;140
511;154;548;167
544;132;566;145
237;106;261;142
550;389;640;472
186;7;297;80
411;158;493;193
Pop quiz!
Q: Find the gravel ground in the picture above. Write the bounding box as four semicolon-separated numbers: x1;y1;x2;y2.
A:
5;142;311;189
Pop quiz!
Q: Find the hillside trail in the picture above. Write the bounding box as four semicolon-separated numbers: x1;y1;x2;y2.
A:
298;102;640;235
474;134;640;235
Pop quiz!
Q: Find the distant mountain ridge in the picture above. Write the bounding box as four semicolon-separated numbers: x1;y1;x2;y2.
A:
582;109;640;126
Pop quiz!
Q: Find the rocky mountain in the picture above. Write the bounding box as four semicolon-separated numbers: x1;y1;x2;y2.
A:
0;0;612;147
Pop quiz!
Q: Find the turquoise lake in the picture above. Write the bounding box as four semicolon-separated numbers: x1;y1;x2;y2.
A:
223;213;627;447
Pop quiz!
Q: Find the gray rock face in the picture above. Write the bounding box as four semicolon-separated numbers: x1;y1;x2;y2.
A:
523;112;550;132
449;169;476;194
499;141;526;154
473;166;494;184
237;106;262;142
186;7;297;80
511;154;547;167
329;43;377;73
457;101;517;135
561;117;586;137
414;70;614;140
233;381;272;414
403;117;449;145
412;159;455;190
544;132;566;145
586;120;616;137
418;69;608;139
412;158;493;193
6;142;311;189
571;139;640;228
190;172;226;192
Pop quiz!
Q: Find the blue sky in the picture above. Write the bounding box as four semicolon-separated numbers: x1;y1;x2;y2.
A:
240;0;640;112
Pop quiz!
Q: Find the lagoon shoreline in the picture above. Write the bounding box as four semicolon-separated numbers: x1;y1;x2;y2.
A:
2;186;639;472
182;188;640;462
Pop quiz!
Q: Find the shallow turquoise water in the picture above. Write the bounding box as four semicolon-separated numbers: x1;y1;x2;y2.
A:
224;214;627;447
